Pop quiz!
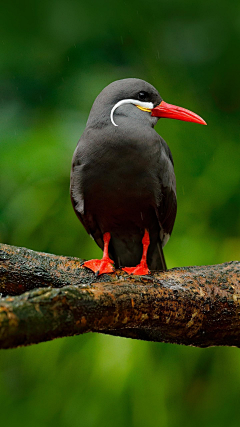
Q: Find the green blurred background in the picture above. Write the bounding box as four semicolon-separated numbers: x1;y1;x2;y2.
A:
1;0;240;426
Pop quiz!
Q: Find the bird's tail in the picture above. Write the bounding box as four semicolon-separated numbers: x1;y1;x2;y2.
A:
148;241;167;271
110;234;167;272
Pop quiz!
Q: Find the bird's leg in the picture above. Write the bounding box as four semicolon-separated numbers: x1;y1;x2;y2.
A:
122;230;150;275
83;232;115;275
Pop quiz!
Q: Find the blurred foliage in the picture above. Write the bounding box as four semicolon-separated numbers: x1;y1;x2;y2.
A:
0;0;240;426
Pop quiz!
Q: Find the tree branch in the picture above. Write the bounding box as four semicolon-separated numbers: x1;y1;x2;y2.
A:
0;242;240;349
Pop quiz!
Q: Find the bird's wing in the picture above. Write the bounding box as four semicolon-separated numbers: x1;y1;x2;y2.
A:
157;186;177;245
70;144;104;250
156;138;177;246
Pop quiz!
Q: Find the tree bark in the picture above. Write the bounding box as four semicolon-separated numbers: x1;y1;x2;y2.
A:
0;242;240;349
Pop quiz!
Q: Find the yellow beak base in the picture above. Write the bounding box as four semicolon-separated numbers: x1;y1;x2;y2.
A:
136;105;152;113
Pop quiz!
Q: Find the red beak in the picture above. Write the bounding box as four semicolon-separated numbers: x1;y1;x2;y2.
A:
151;100;207;125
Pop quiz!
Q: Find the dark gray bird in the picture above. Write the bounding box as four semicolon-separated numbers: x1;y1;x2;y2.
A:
70;78;206;275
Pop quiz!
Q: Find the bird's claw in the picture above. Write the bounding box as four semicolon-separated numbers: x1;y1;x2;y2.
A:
83;258;115;275
122;263;150;276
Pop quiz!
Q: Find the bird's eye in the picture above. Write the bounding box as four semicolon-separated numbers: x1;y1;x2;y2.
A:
138;91;148;101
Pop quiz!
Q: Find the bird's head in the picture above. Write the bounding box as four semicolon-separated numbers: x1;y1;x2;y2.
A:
86;78;206;129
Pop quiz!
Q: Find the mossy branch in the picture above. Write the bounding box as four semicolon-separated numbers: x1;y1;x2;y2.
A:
0;242;240;349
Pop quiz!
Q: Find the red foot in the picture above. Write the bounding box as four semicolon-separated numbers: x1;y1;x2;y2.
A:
83;232;115;275
123;263;150;276
122;229;150;276
83;258;114;275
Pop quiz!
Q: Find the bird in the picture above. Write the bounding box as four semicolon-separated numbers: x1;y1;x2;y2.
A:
70;78;206;276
